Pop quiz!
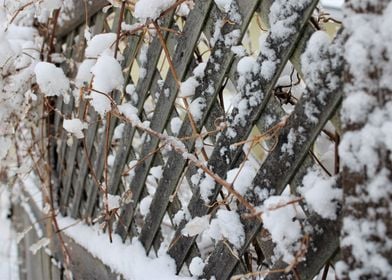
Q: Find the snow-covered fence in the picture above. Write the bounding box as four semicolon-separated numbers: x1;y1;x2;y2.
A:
14;0;367;279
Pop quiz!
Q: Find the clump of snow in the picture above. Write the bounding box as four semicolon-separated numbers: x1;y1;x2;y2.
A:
299;168;342;220
138;43;148;80
90;55;124;116
106;194;121;211
214;0;233;13
341;91;376;125
176;3;191;17
189;257;205;277
179;77;199;98
268;0;311;41
150;165;163;180
63;119;88;139
237;56;259;92
85;33;117;58
281;128;296;156
118;103;141;124
259;60;276;80
262;195;303;263
192;62;207;78
135;0;175;21
139;196;153;216
91;55;124;93
126;84;138;104
75;59;95;87
125;84;136;95
113;124;125;140
199;174;215;203
182;215;210;237
35;62;70;97
339;102;392;177
231;45;246;57
236;56;258;76
170;117;182;136
226;161;257;195
189;97;206;122
173;208;191;226
207;209;245;249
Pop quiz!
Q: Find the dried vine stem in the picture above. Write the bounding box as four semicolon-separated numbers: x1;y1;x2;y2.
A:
111;107;257;213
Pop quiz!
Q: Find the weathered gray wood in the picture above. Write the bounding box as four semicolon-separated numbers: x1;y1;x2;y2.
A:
264;214;340;280
51;260;62;280
56;30;76;178
56;97;73;180
68;12;107;218
60;234;120;280
139;0;260;254
201;29;344;280
59;100;87;214
168;0;319;270
57;22;85;184
81;8;146;218
108;12;177;196
83;97;121;218
60;13;105;215
116;0;215;239
43;0;346;278
70;109;99;218
56;0;108;38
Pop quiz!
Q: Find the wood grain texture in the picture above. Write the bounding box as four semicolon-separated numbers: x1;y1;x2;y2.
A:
56;0;108;38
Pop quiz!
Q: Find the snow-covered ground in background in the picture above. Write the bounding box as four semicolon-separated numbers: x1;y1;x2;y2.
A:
321;0;343;20
57;217;194;280
21;175;194;280
0;186;18;280
321;0;344;8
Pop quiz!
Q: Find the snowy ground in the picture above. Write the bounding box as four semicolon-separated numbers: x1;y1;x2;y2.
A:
0;186;18;280
321;0;344;7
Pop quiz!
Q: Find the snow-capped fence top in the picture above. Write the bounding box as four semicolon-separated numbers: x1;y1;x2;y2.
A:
32;0;347;279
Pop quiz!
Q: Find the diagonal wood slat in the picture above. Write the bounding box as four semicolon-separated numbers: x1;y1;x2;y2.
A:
202;27;344;280
116;0;215;239
168;0;319;269
139;0;260;254
48;1;348;279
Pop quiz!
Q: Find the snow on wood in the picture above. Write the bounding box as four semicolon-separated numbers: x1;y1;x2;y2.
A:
63;118;88;139
337;1;392;278
57;216;192;280
135;0;175;21
299;168;342;219
3;0;392;279
35;62;70;97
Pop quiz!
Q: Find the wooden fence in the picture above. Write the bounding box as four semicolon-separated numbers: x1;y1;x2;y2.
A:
16;0;343;279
